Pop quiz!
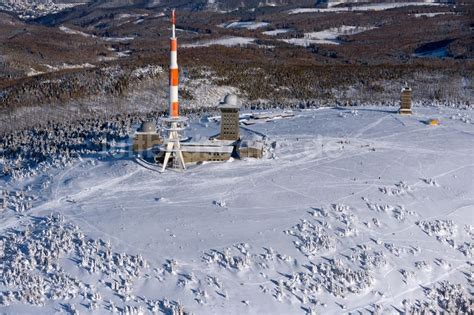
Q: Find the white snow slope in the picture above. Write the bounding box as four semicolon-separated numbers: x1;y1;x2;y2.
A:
289;2;444;14
222;21;270;30
183;37;256;48
1;106;473;314
281;26;376;46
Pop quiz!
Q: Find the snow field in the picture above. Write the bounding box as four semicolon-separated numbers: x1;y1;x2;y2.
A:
280;25;376;46
1;106;473;314
289;2;445;14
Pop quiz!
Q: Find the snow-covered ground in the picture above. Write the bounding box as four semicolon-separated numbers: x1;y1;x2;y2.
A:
116;13;148;20
0;1;86;20
262;29;291;36
101;36;136;43
1;106;473;314
59;26;96;38
181;77;240;109
281;26;375;46
27;63;96;77
412;12;455;18
289;2;445;14
183;37;256;48
221;21;270;30
59;26;136;42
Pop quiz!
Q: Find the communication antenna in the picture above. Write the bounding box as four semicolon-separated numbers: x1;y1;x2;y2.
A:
160;9;187;171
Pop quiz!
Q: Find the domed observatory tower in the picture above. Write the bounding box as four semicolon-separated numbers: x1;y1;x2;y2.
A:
219;94;240;141
132;120;162;152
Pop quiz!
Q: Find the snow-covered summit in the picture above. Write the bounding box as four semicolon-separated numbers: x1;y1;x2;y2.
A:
1;106;473;314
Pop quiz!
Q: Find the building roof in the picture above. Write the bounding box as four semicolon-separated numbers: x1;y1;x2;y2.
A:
181;144;234;154
250;112;295;120
139;121;156;133
185;138;236;147
401;83;412;92
160;138;235;153
240;140;264;150
220;93;241;109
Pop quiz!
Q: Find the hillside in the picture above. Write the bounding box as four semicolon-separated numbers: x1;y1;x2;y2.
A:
0;0;472;127
0;2;472;313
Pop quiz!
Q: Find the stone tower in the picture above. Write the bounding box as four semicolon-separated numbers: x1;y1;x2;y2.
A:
400;84;412;115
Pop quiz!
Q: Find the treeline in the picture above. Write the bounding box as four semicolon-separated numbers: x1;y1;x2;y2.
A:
0;63;165;110
194;56;473;104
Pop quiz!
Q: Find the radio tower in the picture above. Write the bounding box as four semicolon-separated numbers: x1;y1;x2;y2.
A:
160;9;187;172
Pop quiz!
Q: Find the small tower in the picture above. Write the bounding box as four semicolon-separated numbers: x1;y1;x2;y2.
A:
400;84;412;115
219;94;240;141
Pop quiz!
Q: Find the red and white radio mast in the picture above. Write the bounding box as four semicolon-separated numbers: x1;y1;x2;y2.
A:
161;9;187;171
169;9;179;118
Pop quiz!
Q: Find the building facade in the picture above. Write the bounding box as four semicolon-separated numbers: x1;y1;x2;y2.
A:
238;140;264;159
220;107;240;140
